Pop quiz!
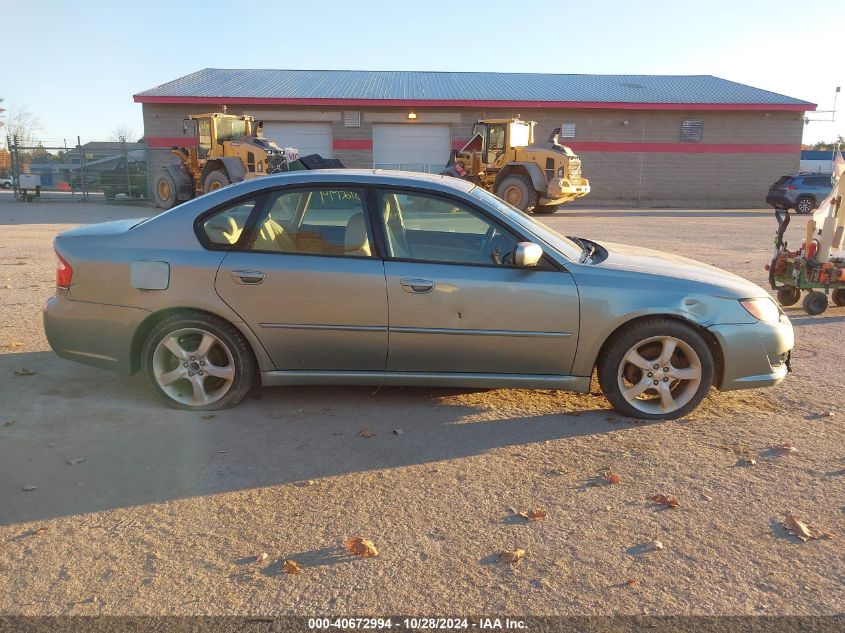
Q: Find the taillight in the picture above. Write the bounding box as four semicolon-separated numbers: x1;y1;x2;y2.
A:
56;250;73;290
783;185;797;190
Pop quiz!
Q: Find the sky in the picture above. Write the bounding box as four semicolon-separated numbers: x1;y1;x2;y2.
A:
1;0;843;146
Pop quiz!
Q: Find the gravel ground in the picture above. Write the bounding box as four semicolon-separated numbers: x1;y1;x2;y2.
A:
0;193;843;616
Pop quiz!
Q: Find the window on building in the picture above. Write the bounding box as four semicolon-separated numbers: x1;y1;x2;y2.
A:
680;119;704;142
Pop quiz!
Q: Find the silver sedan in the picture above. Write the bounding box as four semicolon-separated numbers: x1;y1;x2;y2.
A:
44;170;793;419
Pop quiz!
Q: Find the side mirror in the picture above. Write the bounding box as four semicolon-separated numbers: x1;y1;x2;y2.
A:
513;242;543;267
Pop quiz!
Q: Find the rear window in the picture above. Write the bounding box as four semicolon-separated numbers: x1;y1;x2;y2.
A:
773;176;790;186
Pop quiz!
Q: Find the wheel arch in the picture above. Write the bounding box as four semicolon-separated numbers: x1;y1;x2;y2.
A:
129;306;267;376
592;313;724;389
160;163;194;201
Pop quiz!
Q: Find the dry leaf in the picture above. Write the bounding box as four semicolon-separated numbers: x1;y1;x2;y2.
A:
651;540;664;551
358;429;377;439
392;429;405;435
3;420;15;427
201;414;216;420
606;472;622;484
738;458;757;466
251;552;268;564
5;341;22;349
625;578;638;586
66;457;85;465
498;549;525;564
21;485;37;492
344;537;378;557
773;442;797;455
782;514;834;542
650;494;680;508
283;559;303;574
517;508;546;521
14;368;35;377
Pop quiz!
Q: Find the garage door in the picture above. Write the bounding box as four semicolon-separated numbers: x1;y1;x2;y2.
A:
373;124;450;174
262;122;333;159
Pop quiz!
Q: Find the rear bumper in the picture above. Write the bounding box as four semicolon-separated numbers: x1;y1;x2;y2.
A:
708;316;794;391
43;295;149;375
765;193;794;208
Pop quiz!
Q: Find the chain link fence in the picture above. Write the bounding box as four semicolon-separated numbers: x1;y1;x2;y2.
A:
3;135;177;205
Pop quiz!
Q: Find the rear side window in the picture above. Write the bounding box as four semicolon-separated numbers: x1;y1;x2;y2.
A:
200;199;256;246
247;188;373;257
807;176;832;187
773;176;790;186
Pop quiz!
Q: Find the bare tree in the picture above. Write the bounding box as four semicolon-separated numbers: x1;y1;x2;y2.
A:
6;105;42;147
109;126;136;143
0;97;6;131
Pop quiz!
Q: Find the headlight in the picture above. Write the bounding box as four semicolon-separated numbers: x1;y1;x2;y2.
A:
740;297;780;322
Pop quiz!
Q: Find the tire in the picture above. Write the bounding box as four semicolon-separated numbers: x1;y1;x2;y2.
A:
1;182;10;189
832;288;845;307
495;174;538;212
154;172;178;210
802;291;828;315
597;317;715;420
204;169;231;194
533;204;559;215
776;285;801;307
795;196;814;215
142;311;256;411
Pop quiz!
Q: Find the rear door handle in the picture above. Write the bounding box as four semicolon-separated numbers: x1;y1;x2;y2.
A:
400;278;435;294
231;270;265;285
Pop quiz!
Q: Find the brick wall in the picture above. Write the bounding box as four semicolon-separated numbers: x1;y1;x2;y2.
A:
142;103;804;207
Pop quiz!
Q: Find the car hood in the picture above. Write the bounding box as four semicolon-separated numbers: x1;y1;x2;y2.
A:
593;241;767;298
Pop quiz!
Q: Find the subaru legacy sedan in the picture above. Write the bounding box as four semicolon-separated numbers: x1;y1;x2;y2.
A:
44;170;793;420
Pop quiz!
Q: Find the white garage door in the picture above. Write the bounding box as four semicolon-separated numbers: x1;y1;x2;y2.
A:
262;122;333;159
373;124;450;174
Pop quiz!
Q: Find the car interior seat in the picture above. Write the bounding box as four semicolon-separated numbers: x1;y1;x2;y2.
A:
344;212;371;257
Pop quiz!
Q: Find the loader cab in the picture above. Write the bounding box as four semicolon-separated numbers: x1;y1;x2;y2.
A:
468;119;535;167
183;113;255;160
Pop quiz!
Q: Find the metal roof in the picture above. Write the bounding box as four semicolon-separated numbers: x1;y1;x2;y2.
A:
135;69;815;110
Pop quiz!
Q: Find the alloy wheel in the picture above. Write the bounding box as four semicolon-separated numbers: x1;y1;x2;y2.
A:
151;328;235;406
616;335;702;416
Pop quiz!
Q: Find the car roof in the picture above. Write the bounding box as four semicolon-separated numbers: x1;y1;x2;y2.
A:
256;169;477;192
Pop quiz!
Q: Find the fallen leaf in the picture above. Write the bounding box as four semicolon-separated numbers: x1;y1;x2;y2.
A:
738;458;757;466
5;341;22;349
345;537;378;557
3;420;15;427
392;429;405;435
358;429;377;438
498;549;525;564
773;442;797;455
283;559;303;574
517;508;546;521
201;414;216;420
651;540;664;551
625;578;638;586
66;457;85;465
606;472;622;484
650;494;680;508
21;485;37;492
251;552;268;564
14;368;35;377
782;514;834;542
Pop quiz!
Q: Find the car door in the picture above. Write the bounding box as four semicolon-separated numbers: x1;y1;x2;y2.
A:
375;188;580;375
211;187;388;371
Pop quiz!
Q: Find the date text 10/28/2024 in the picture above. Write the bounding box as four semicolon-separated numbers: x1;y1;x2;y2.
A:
308;618;528;630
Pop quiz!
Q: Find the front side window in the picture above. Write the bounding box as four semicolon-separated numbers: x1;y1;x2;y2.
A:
247;188;372;257
488;124;506;151
198;120;212;158
200;199;256;246
378;190;518;266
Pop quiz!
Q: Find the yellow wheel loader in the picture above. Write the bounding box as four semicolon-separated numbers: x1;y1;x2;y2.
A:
153;112;341;210
443;117;589;214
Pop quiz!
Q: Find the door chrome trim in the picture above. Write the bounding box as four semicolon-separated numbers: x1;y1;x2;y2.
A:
258;323;387;332
390;326;571;338
260;370;590;392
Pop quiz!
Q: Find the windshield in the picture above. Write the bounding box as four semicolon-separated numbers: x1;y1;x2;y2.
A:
216;118;247;143
468;187;583;261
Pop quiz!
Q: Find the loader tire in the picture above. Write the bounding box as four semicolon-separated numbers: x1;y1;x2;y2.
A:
496;174;537;212
154;173;178;210
204;170;231;194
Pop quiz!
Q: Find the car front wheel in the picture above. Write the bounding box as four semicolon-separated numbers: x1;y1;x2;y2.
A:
142;312;255;410
598;317;714;420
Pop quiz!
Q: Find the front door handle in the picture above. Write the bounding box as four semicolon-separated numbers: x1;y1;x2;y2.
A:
231;270;265;285
400;278;435;294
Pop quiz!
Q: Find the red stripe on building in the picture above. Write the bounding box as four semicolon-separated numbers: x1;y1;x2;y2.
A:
333;139;372;150
146;136;197;148
133;95;815;112
565;141;799;154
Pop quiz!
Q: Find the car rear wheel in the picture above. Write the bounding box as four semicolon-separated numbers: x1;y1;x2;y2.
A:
597;317;714;420
802;291;828;315
776;285;801;307
795;196;814;214
142;312;255;410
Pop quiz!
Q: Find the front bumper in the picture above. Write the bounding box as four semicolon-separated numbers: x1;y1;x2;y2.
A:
44;295;150;375
544;178;591;204
708;315;794;391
